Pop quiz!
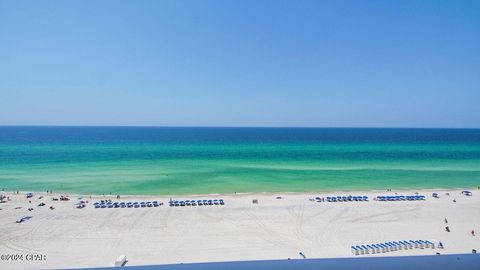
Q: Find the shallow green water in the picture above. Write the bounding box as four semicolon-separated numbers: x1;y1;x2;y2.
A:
0;127;479;195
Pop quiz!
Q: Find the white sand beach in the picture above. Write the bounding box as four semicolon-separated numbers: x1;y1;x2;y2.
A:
0;189;479;269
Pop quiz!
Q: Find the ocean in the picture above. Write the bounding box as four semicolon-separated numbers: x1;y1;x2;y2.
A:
0;126;479;195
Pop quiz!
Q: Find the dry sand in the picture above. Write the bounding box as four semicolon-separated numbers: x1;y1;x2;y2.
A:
0;189;479;269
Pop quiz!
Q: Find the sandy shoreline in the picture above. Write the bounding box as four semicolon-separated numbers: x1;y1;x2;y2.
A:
0;188;479;269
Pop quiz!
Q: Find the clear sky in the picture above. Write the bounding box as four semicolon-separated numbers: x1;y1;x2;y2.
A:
1;0;479;128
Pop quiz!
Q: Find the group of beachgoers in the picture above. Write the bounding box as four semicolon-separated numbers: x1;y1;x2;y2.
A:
443;217;475;237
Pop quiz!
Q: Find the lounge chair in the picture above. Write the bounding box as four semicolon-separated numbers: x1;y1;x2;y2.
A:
425;240;435;249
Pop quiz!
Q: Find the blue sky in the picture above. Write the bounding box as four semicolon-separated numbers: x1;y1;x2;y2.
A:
1;0;479;127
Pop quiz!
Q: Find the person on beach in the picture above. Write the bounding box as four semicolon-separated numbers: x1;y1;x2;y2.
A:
444;218;448;224
472;230;475;236
445;226;450;232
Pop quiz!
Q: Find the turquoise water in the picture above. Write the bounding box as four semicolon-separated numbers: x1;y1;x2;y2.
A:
0;127;479;195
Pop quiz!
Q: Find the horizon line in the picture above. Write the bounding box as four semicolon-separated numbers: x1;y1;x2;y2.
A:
0;124;479;130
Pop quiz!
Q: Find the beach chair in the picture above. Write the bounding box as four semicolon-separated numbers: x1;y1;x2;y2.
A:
409;240;418;248
351;246;359;255
373;244;381;253
357;245;365;255
367;245;375;254
208;200;213;205
415;240;424;248
378;243;386;253
219;199;225;205
186;201;191;206
425;240;435;249
180;201;185;206
418;240;429;248
362;196;368;201
361;245;369;254
94;204;100;208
